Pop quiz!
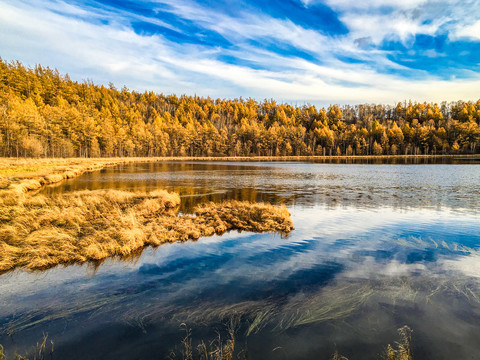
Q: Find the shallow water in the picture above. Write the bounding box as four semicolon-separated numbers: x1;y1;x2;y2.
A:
2;161;480;359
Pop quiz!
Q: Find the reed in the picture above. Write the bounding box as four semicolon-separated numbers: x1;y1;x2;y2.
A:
385;326;413;360
168;323;413;360
0;334;53;360
330;326;413;360
170;322;238;360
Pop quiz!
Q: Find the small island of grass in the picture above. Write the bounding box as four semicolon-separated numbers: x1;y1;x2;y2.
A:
0;158;293;273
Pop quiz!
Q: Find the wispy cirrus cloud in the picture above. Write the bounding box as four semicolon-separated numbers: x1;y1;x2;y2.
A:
0;0;479;105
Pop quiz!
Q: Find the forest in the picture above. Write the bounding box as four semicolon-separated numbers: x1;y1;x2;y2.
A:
0;59;479;158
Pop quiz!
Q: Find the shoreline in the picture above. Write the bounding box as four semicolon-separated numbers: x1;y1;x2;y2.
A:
0;157;294;273
0;155;477;195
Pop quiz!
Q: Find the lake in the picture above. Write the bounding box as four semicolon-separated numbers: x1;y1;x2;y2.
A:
1;160;480;359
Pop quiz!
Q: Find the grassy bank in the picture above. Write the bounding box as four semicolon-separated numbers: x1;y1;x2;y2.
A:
0;157;176;196
0;157;294;272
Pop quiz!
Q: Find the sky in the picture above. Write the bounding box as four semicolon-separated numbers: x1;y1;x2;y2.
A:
0;0;480;105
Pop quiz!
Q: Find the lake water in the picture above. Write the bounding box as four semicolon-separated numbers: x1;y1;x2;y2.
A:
1;160;480;359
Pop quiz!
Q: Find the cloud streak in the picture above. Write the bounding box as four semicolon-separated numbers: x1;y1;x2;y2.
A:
0;0;479;105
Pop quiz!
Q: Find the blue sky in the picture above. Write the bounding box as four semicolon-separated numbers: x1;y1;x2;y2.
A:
1;0;479;105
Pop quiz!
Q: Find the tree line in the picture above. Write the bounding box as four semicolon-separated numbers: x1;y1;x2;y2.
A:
0;59;479;158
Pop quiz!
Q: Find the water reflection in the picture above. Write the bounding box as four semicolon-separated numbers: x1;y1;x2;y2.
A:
43;161;480;213
1;203;480;359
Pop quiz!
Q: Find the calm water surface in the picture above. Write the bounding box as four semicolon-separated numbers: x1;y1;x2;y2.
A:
1;161;480;359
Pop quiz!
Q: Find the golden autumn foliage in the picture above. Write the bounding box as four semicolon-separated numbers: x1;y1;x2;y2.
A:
0;59;479;158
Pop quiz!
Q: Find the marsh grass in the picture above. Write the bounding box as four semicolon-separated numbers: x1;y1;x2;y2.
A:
0;326;413;360
0;334;53;360
0;187;293;272
332;351;349;360
0;150;292;273
385;326;413;360
170;321;239;360
0;157;168;197
168;322;413;360
332;326;413;360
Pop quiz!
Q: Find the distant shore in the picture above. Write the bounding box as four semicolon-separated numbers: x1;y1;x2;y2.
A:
0;155;478;195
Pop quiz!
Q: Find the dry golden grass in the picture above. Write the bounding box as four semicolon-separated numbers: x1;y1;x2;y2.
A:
194;201;294;235
0;325;413;360
0;334;53;360
333;326;413;360
385;326;413;360
0;157;293;273
169;320;240;360
0;188;293;273
169;322;413;360
0;157;166;196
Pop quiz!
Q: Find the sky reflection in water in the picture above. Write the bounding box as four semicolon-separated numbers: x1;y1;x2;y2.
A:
1;161;480;359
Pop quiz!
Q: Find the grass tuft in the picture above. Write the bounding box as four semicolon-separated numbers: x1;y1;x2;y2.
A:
334;326;414;360
0;188;293;273
385;326;413;360
0;334;53;360
170;322;238;360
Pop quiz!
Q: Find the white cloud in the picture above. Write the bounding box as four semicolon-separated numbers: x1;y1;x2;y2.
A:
454;20;480;40
441;253;480;278
325;0;429;10
345;13;443;44
329;0;480;46
1;0;479;105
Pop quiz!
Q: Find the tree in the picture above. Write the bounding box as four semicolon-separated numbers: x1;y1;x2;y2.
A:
373;141;383;155
0;59;478;158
